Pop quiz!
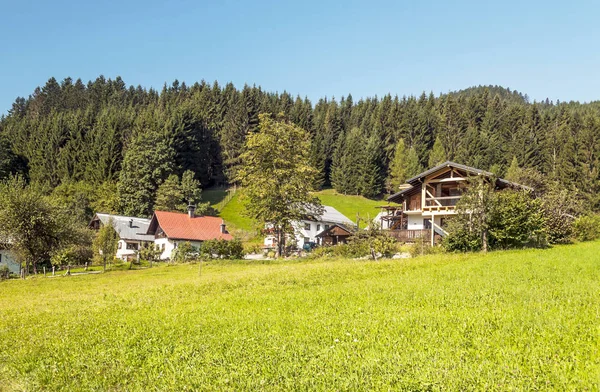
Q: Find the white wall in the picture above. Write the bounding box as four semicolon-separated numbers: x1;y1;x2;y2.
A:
263;220;344;248
115;240;153;261
155;238;203;260
406;214;444;230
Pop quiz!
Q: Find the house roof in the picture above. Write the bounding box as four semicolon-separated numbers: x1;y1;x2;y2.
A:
387;161;532;202
315;224;353;238
147;211;233;241
90;213;154;242
321;206;354;225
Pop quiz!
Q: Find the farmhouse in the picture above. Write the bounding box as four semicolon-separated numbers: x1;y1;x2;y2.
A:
383;161;530;245
264;206;355;249
146;206;232;260
88;213;155;261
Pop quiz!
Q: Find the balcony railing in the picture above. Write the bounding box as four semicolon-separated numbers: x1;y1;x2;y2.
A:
424;196;461;210
388;229;431;242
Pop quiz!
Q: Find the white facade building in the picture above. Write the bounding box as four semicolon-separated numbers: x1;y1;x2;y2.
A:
89;214;155;261
264;206;355;249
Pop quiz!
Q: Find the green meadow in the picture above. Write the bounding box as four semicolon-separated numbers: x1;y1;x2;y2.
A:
2;243;598;391
205;187;391;236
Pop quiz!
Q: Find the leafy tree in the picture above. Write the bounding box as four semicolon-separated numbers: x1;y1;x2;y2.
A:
139;243;162;265
0;176;87;275
92;219;120;271
445;180;544;252
237;114;322;257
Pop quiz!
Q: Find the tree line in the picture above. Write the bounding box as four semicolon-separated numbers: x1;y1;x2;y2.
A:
1;76;599;221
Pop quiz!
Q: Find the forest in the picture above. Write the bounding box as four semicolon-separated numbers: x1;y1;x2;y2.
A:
1;76;599;221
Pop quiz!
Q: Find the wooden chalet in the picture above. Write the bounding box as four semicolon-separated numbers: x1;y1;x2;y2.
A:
382;161;530;245
315;224;353;246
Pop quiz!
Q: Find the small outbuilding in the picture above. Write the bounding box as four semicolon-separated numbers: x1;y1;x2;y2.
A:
315;224;353;246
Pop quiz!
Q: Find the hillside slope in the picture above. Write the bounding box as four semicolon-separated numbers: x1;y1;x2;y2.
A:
1;242;599;390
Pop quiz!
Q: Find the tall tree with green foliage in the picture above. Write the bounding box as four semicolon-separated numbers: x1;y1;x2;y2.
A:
428;136;446;167
92;219;120;272
117;110;175;217
0;176;86;276
237;114;322;257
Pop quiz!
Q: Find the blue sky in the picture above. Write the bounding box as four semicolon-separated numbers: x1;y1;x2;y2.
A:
1;0;599;114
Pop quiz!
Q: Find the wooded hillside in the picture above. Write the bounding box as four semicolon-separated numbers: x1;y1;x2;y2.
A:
1;76;599;218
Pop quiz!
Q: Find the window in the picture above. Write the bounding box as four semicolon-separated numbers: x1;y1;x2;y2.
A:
304;237;310;244
117;242;122;249
316;224;321;232
161;244;166;251
324;225;330;230
126;242;138;250
304;223;311;231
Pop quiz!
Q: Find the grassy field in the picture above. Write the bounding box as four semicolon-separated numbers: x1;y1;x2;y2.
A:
206;187;391;236
313;188;392;226
1;243;599;390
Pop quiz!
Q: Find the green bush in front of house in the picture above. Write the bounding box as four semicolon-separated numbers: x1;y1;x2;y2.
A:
200;238;245;260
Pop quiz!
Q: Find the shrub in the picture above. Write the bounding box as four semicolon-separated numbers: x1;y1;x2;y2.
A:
172;242;198;263
410;237;444;257
444;186;545;252
200;239;245;260
0;265;10;280
572;215;600;242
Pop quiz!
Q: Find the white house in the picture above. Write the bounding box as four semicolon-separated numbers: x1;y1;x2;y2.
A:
146;207;232;260
264;206;355;249
88;213;155;261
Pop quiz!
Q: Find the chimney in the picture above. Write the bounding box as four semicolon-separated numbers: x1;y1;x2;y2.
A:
187;204;196;218
220;220;226;234
129;219;133;228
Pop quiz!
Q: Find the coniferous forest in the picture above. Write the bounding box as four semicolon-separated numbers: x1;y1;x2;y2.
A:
1;76;599;219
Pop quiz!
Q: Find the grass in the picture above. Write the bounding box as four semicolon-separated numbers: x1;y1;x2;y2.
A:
205;187;392;237
313;188;394;226
1;243;599;390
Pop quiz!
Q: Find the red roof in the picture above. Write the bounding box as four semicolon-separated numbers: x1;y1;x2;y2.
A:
148;211;233;241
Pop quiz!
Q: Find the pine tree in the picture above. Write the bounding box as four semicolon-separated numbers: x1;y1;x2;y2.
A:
154;174;184;212
428;136;446;167
388;139;409;192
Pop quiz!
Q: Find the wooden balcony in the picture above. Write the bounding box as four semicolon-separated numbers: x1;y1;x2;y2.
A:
423;196;461;213
388;229;443;244
388;229;431;242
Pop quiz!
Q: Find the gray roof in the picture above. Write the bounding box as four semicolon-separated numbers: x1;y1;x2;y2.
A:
93;213;155;242
315;206;355;226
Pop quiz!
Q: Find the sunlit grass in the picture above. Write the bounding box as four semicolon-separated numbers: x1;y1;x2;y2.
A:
1;242;599;390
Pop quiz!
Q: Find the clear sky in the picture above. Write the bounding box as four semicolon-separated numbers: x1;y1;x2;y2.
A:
2;0;599;114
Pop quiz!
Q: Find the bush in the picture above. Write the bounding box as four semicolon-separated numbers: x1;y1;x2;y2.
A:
0;265;10;280
572;215;600;242
200;239;245;260
444;187;545;252
409;237;444;257
172;242;198;263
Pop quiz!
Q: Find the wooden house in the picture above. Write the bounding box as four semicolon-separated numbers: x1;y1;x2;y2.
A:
383;161;530;245
315;224;353;246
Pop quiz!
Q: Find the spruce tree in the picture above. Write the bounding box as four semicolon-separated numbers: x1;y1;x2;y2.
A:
428;136;446;167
